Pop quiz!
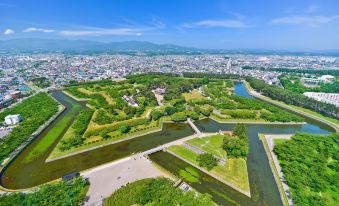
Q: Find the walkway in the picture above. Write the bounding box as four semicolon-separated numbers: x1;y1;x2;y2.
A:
82;154;163;206
244;81;339;132
187;118;202;137
263;134;294;206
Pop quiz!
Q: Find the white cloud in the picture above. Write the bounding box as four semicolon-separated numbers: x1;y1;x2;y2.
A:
23;27;55;33
271;15;339;26
59;27;148;36
182;19;249;29
3;29;15;35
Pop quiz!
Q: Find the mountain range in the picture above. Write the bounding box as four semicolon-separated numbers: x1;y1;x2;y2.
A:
0;38;338;56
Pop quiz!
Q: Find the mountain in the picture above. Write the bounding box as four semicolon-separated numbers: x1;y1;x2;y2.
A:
0;39;201;54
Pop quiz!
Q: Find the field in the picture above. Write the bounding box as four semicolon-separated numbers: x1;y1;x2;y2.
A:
167;134;250;194
186;134;226;159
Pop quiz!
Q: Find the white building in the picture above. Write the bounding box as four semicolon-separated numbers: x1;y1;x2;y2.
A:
319;75;335;83
304;92;339;107
4;114;23;125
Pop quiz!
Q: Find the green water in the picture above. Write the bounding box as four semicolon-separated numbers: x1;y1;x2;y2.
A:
0;92;194;189
0;83;334;206
148;82;332;206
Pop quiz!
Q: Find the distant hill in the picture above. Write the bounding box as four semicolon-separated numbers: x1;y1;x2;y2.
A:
0;38;338;56
0;39;202;54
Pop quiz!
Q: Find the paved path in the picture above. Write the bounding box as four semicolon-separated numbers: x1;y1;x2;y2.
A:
187;118;202;137
264;134;294;206
82;154;163;206
152;90;164;106
243;80;339;132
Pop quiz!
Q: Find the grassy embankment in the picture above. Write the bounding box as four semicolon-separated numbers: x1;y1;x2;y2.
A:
167;134;250;194
24;96;82;163
243;81;339;127
48;117;165;160
258;134;289;206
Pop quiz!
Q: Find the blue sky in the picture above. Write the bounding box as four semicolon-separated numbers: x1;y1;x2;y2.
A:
1;0;339;50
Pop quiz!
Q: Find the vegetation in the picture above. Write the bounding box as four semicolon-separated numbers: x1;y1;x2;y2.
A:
30;76;51;88
197;153;218;171
59;109;94;151
279;75;339;94
104;178;214;206
51;74;305;158
0;178;89;206
246;76;339;119
223;124;249;158
187;135;226;159
168;137;250;193
274;133;339;206
0;93;58;163
242;66;339;76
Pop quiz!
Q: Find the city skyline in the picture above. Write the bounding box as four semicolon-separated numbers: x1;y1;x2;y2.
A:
1;0;339;50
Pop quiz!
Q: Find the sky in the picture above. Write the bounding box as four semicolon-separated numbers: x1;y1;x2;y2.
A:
1;0;339;50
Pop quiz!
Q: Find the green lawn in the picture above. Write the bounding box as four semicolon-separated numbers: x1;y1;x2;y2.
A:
167;145;250;193
167;145;199;164
24;98;82;163
182;89;206;101
186;135;227;159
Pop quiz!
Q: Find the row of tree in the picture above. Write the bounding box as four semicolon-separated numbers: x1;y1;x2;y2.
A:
242;66;339;76
0;93;59;163
246;77;339;119
59;109;94;151
0;178;89;206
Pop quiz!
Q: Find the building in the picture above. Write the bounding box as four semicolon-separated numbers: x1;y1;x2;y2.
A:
122;95;138;107
154;88;166;95
319;75;335;83
4;114;23;125
304;92;339;107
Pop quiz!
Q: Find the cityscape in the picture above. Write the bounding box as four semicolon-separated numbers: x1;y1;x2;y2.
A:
0;1;338;206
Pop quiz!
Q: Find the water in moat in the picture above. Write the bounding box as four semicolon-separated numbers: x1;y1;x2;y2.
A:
150;82;332;206
0;83;333;206
0;92;194;189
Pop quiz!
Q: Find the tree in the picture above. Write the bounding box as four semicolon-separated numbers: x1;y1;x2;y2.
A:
197;153;218;171
201;77;210;85
233;123;247;139
151;111;163;121
222;137;248;158
165;106;177;116
119;125;131;134
170;112;187;122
